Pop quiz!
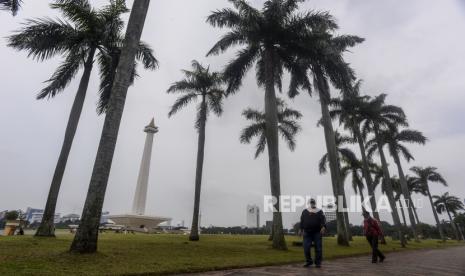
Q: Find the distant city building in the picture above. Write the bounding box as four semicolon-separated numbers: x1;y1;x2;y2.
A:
60;214;80;222
246;204;260;228
25;207;43;222
0;210;7;220
100;211;111;224
323;205;336;222
265;220;272;229
29;211;61;224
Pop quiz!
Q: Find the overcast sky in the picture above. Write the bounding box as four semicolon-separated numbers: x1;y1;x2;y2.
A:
1;0;464;229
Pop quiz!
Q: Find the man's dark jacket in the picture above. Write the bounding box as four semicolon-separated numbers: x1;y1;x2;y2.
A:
300;208;326;233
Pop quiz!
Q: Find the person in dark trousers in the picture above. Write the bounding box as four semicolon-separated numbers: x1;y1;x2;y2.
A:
363;210;385;263
300;198;326;268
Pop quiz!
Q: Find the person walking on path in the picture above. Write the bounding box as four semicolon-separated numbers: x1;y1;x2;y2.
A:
363;210;385;263
300;198;326;268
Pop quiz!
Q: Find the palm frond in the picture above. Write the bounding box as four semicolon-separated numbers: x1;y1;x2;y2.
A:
318;154;328;174
206;8;241;28
8;18;78;61
240;122;265;144
207;30;246;56
278;123;298;151
339;147;358;164
136;41;158;70
222;46;260;94
0;0;22;16
168;92;198;117
96;50;119;114
51;0;97;29
396;129;427;144
37;48;85;99
397;144;414;162
167;79;198;94
242;108;264;122
254;134;267;159
207;88;224;116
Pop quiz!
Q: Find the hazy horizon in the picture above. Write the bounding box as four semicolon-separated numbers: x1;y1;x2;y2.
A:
1;0;464;229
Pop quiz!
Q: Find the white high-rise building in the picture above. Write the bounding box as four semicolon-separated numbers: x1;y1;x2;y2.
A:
246;204;260;228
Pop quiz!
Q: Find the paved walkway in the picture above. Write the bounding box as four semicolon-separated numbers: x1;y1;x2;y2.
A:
183;246;465;276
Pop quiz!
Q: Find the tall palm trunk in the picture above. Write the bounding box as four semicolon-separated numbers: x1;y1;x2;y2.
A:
336;151;351;240
425;187;445;241
374;126;406;247
354;128;385;243
398;199;407;226
35;47;96;237
341;183;352;241
453;214;465;241
189;96;207;241
70;0;150;253
411;199;421;224
354;129;379;218
392;153;419;241
263;49;286;250
316;74;349;246
359;189;365;205
445;206;460;241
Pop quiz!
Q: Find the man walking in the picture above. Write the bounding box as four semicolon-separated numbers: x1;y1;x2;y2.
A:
363;210;385;263
300;198;326;268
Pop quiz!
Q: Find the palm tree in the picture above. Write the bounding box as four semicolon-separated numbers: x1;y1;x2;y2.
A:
330;81;383;224
0;0;22;15
240;99;302;158
206;0;338;249
8;0;157;237
409;166;447;241
433;192;464;241
367;128;426;241
167;60;225;241
362;94;407;247
318;131;357;240
286;19;364;246
241;99;301;241
340;158;367;242
70;0;152;253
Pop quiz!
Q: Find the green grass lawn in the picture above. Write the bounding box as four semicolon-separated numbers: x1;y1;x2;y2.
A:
0;233;463;275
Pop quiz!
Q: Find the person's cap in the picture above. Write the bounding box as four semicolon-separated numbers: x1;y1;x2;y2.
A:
309;198;316;204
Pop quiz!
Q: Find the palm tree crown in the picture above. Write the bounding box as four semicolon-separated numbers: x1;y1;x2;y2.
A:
366;128;427;162
340;159;365;198
361;94;407;135
433;192;464;216
240;99;302;158
433;192;464;240
318;131;357;174
410;166;448;240
167;60;224;125
8;0;157;113
329;80;368;138
207;0;339;95
409;166;448;190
